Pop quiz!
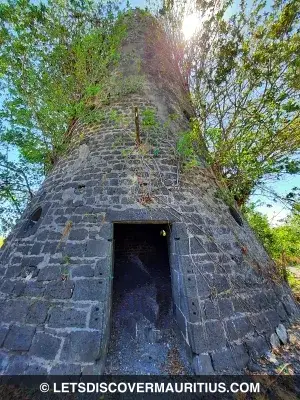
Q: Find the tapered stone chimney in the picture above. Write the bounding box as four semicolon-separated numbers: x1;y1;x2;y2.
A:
0;10;298;375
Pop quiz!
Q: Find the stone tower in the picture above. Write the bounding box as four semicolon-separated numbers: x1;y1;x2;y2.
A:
0;10;298;375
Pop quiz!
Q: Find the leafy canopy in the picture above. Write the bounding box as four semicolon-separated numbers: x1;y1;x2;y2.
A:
244;202;300;264
0;0;128;233
167;0;300;206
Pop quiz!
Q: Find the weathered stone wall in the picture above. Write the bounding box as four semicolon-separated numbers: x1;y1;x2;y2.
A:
0;10;298;375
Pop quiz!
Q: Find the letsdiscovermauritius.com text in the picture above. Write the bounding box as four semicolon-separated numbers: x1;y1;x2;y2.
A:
51;381;260;394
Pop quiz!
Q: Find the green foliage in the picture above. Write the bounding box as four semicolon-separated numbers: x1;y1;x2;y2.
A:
141;108;158;127
243;203;276;254
61;255;71;265
170;0;300;206
286;269;300;295
0;0;129;167
243;202;300;264
0;0;133;233
177;119;203;169
271;211;300;262
0;149;42;234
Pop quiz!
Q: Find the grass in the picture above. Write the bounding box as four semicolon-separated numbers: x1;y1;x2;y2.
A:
287;266;300;301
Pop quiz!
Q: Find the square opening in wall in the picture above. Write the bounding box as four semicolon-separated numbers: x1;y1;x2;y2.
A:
105;222;190;375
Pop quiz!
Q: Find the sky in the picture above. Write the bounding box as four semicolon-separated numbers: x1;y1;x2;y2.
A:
1;0;299;227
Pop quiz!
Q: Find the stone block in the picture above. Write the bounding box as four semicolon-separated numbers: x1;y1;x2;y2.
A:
245;336;269;359
174;305;187;336
218;298;234;318
205;320;227;351
196;275;211;299
177;256;195;274
21;256;44;268
95;258;112;277
254;291;271;311
72;279;107;301
211;348;236;372
43;241;60;254
0;351;9;374
48;231;63;240
4;355;27;375
4;325;36;351
251;313;271;334
187;322;207;354
190;214;205;225
171;223;188;240
48;306;86;328
212;345;249;372
37;265;62;281
72;264;94;278
60;331;102;363
89;304;105;330
276;324;288;344
50;364;81;375
181;274;198;298
5;265;23;279
0;327;9;347
190;238;206;255
213;274;231;294
270;333;280;349
226;320;239;341
13;282;26;296
265;309;280;329
192;354;214;375
203;299;219;320
30;242;44;255
174;238;190;256
99;223;113;240
233;316;253;338
0;280;17;295
69;229;89;241
26;301;49;324
206;242;219;253
187;224;204;236
24;281;46;297
0;300;30;323
26;365;48;375
20;265;39;279
232;297;248;313
86;240;110;257
65;242;86;257
81;363;105;375
185;297;201;323
276;302;288;322
46;280;74;299
29;333;61;360
232;344;250;370
199;262;215;273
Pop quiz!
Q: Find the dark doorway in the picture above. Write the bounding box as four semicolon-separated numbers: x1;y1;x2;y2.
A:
104;223;190;375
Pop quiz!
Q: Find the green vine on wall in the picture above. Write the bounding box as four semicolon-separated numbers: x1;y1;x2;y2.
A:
176;118;204;170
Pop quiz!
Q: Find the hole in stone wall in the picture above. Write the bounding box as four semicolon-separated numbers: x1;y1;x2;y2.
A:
229;206;243;226
30;207;42;222
183;109;192;122
18;206;43;238
77;184;86;190
105;223;190;375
